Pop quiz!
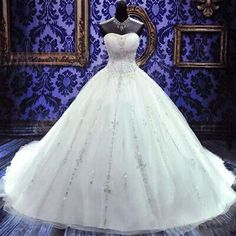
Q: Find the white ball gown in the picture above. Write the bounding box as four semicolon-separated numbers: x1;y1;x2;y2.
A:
1;32;236;235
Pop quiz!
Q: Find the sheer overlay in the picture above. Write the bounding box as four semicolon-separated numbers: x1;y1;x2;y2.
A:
1;32;236;235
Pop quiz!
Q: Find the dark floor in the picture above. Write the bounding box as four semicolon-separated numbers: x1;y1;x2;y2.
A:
0;138;235;236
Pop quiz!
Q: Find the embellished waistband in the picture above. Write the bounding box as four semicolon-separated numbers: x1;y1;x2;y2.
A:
104;63;139;75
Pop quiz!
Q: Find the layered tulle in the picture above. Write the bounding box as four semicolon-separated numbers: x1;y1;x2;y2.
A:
2;64;236;235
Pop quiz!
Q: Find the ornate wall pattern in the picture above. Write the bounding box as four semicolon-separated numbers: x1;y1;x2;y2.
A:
0;0;236;137
0;0;90;66
10;0;75;53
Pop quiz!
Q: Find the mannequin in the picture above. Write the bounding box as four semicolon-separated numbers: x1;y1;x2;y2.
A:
99;0;144;36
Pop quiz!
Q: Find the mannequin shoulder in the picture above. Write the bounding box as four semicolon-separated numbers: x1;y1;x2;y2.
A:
99;17;115;27
130;17;144;26
99;17;116;36
129;17;144;34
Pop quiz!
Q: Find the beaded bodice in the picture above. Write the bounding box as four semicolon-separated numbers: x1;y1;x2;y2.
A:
104;32;140;74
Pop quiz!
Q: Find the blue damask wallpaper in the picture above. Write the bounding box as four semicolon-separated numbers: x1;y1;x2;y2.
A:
10;0;75;53
181;32;221;63
0;0;236;126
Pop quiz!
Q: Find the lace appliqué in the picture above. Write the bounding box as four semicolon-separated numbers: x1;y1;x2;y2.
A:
102;74;122;227
147;102;218;203
20;100;91;198
105;34;139;75
62;97;105;202
129;104;158;218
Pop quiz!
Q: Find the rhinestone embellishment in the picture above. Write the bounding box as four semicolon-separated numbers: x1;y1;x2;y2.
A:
113;16;130;31
130;105;158;216
102;73;122;227
123;173;128;187
89;170;95;184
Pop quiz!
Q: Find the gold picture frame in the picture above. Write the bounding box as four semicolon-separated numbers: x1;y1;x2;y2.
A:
174;25;227;68
0;0;89;66
128;5;157;66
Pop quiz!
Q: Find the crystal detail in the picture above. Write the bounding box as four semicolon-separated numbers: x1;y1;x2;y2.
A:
62;101;103;201
102;72;122;228
20;99;92;197
113;16;130;31
89;170;95;184
110;120;119;131
104;33;139;75
104;182;111;193
123;173;128;187
147;100;215;202
193;185;200;199
130;104;158;215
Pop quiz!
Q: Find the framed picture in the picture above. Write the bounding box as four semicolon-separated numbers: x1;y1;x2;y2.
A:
174;25;227;68
0;0;90;66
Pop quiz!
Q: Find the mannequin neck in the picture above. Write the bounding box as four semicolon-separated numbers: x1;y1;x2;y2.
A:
115;1;128;22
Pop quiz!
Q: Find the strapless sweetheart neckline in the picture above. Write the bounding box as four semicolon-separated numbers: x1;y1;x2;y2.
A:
104;32;140;39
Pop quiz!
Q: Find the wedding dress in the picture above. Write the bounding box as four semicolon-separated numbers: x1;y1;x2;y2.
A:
2;32;236;235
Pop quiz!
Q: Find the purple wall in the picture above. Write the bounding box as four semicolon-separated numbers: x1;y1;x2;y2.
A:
0;0;235;128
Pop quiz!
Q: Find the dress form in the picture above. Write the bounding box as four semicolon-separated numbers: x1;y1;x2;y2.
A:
99;0;144;36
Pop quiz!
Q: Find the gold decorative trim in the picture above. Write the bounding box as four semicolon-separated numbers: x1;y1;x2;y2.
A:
195;0;223;17
0;0;90;66
174;25;227;68
127;6;157;66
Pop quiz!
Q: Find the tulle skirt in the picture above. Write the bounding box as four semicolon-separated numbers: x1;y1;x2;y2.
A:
1;66;236;235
